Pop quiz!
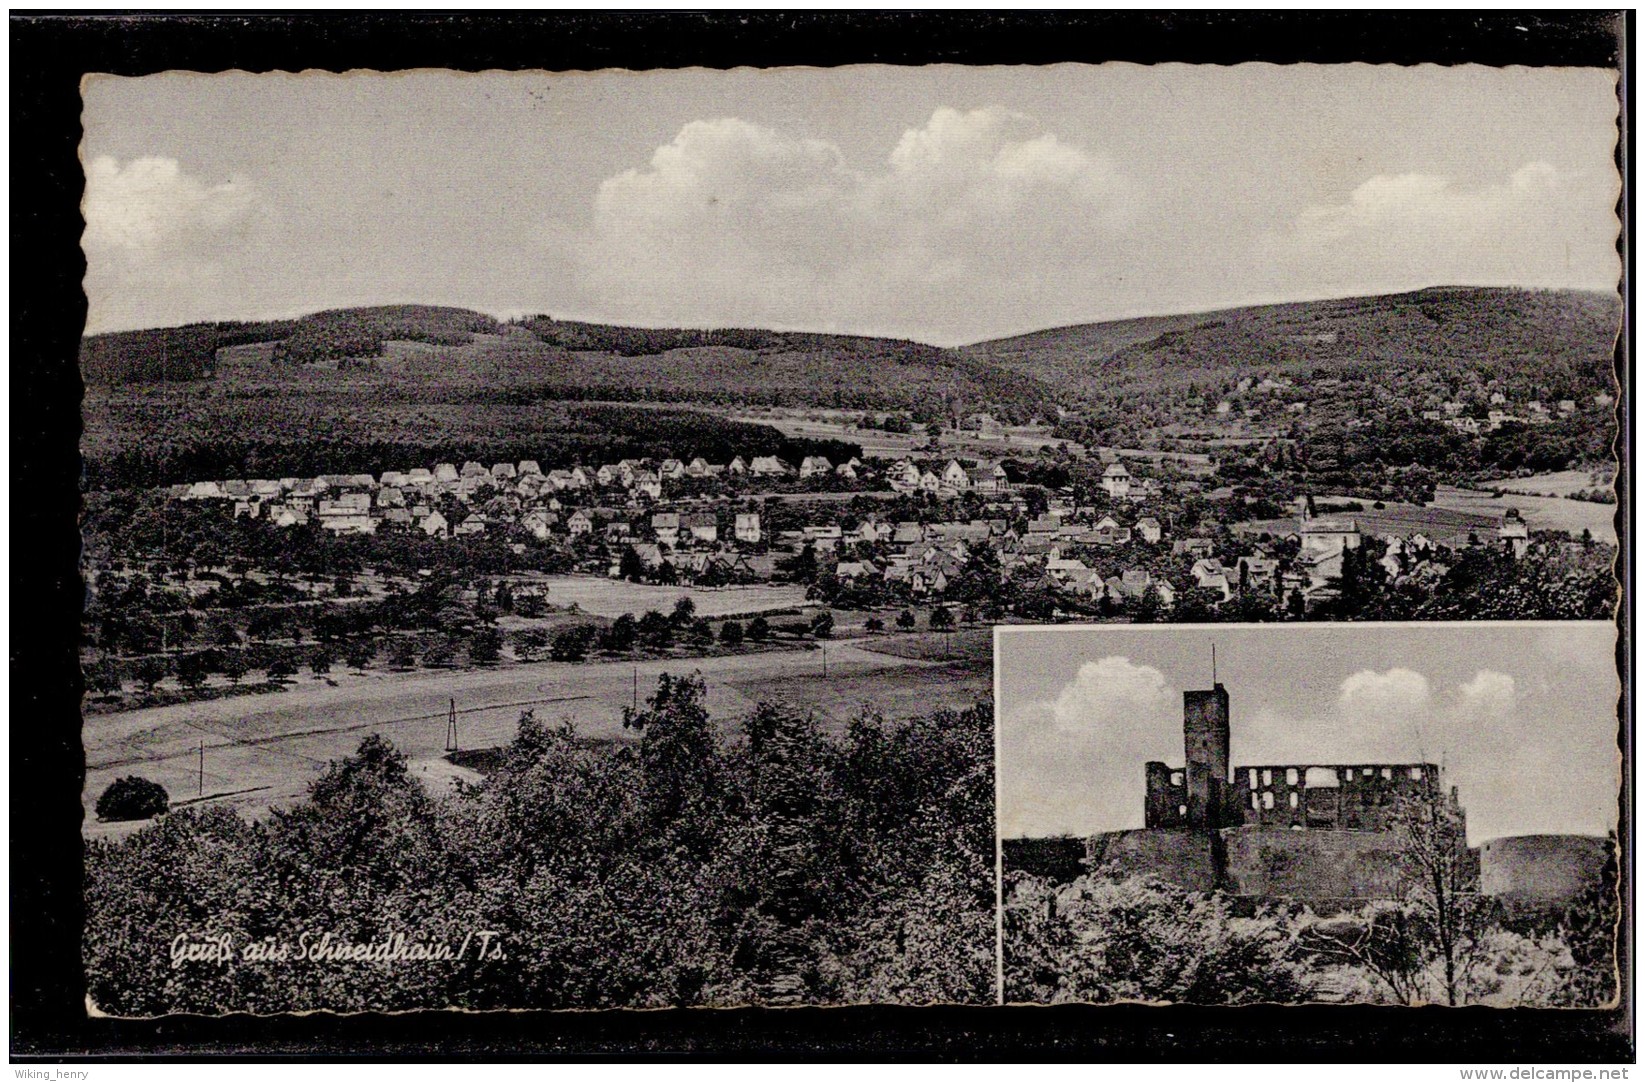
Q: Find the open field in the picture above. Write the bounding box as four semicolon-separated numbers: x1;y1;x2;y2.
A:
724;658;990;731
529;574;811;618
1235;488;1616;548
82;638;959;838
1488;469;1614;498
723;410;1078;459
1234;501;1499;548
855;628;994;664
1431;485;1616;545
1097;445;1214;469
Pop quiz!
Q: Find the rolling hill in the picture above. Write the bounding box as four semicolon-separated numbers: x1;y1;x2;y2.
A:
82;305;1060;420
961;286;1622;400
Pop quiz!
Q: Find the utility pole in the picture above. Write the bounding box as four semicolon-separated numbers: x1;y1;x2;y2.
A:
445;697;458;752
633;665;639;712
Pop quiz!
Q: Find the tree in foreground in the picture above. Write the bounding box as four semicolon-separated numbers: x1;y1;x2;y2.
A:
96;776;170;822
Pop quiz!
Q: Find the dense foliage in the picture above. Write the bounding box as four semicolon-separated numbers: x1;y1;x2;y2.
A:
272;306;501;366
80;320;297;385
84;679;995;1012
1003;870;1613;1008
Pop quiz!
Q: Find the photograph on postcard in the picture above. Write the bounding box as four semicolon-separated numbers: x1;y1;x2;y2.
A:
997;622;1621;1007
76;59;1617;1015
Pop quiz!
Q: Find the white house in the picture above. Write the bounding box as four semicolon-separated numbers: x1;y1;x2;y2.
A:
1100;462;1132;500
684;513;719;545
652;512;681;547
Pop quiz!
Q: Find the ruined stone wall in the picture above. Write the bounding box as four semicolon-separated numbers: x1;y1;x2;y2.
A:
1086;828;1219;893
1002;836;1088;884
1220;826;1408;903
1145;761;1188;828
1231;762;1440;831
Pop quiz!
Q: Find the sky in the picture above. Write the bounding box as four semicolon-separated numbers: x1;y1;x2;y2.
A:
997;622;1620;845
80;64;1620;344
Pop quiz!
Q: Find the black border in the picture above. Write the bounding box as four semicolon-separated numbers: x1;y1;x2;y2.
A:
10;10;1634;1061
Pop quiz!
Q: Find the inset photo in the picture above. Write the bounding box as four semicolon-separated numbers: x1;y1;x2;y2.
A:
997;621;1620;1007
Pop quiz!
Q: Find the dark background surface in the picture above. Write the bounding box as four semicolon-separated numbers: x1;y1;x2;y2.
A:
11;10;1632;1060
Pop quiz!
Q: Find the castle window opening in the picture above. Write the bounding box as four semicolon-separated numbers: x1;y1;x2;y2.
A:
1286;768;1299;785
1178;804;1187;818
1288;792;1299;809
1381;767;1392;780
1262;792;1274;810
1363;768;1373;777
1171;771;1183;786
1409;766;1423;781
1249;768;1258;789
1263;769;1273;785
1306;766;1341;788
1342;768;1354;783
1250;794;1259;810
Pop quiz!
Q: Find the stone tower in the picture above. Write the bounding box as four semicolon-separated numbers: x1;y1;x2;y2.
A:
1183;683;1231;827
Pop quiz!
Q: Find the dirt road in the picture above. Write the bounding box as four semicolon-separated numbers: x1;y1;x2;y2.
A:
82;640;958;837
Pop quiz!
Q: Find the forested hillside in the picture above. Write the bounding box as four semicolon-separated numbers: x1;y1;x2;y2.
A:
82;395;856;491
966;287;1621;401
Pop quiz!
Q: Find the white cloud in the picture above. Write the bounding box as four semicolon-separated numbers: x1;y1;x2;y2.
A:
1452;670;1518;720
1048;656;1173;735
1338;667;1432;721
83;155;266;265
82;156;272;331
1258;162;1619;294
1000;656;1177;837
579;107;1130;341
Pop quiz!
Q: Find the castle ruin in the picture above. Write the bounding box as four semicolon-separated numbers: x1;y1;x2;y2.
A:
1005;676;1609;913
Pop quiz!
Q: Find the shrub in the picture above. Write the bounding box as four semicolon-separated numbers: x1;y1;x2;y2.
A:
96;776;170;822
549;624;595;662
